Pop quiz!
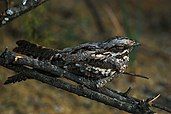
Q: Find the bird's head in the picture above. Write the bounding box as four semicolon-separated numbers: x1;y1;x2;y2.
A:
102;36;140;53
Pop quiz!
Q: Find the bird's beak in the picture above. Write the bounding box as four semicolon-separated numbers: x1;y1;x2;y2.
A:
133;42;141;47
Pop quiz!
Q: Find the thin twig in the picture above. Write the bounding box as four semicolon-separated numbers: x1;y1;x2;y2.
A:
123;72;149;79
146;94;161;106
0;0;49;27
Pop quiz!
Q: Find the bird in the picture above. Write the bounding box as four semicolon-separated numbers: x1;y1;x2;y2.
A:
5;36;140;87
0;0;8;17
50;36;140;87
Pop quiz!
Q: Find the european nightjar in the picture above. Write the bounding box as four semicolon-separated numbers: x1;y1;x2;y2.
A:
10;36;140;87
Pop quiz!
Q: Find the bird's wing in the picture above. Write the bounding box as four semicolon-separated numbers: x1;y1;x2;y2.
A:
13;40;59;60
61;42;100;54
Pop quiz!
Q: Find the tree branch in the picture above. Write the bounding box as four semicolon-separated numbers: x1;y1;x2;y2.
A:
0;56;152;114
0;0;49;27
2;65;146;113
1;49;170;113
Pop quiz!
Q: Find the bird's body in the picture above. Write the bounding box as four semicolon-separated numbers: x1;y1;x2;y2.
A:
6;36;139;87
50;36;138;87
52;39;130;77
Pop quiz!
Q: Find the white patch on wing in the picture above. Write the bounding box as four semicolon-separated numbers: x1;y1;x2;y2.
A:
95;54;105;58
91;54;96;58
123;56;129;61
85;65;116;77
103;49;129;57
110;71;116;75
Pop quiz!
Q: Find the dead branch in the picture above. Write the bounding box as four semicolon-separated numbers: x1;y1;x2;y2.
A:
0;0;49;27
0;50;153;114
3;65;150;114
1;49;171;113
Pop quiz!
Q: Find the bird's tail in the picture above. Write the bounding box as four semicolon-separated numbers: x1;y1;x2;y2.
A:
13;40;58;61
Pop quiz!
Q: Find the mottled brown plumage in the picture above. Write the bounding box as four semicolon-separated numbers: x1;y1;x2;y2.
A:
50;36;139;87
8;36;140;87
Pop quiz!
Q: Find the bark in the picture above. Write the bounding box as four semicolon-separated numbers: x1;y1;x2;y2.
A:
1;49;170;113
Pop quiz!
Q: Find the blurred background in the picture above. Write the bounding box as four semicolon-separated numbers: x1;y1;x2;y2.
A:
0;0;170;114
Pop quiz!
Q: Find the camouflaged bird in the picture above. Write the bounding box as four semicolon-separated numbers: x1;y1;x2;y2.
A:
10;36;140;87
